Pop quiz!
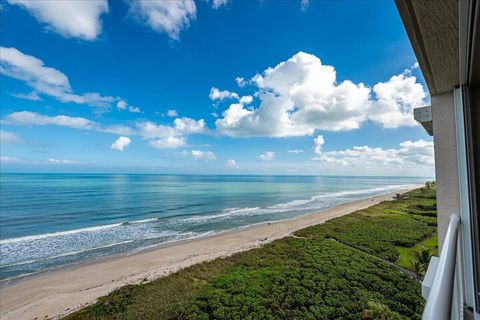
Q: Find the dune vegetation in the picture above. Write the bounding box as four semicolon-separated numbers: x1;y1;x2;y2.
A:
66;186;437;320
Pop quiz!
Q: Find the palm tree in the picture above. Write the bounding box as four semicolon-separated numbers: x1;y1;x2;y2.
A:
411;259;424;281
394;193;403;201
412;247;432;268
410;247;432;280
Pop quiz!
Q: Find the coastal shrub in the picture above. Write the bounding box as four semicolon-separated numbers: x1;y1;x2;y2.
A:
295;188;437;262
175;240;422;320
361;301;404;320
66;188;435;320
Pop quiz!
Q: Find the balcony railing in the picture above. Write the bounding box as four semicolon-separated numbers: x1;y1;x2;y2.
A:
422;214;460;320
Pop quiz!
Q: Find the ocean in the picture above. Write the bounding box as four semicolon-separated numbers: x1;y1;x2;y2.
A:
0;173;427;281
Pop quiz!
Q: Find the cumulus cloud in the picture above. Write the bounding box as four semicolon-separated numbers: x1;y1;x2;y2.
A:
174;117;206;134
149;136;186;149
136;117;206;149
216;52;371;137
258;151;274;161
288;149;304;154
226;159;239;169
48;158;93;165
214;52;427;137
369;73;426;128
110;136;131;151
128;106;141;113
313;137;434;169
6;0;108;40
191;150;216;160
235;77;247;87
239;95;253;104
116;100;128;110
0;47;118;108
128;0;196;40
167;109;178;117
313;135;324;155
180;150;216;160
210;0;229;9
0;130;23;144
209;87;239;101
4;111;206;150
116;100;142;113
5;111;134;135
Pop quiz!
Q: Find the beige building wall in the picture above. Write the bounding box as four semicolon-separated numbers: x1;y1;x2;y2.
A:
431;92;461;248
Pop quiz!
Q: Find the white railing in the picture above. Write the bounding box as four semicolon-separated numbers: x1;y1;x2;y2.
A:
422;215;460;320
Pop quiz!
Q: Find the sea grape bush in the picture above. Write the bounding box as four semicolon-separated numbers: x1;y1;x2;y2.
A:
66;188;435;320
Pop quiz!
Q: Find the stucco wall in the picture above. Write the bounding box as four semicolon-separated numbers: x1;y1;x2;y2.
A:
431;92;461;248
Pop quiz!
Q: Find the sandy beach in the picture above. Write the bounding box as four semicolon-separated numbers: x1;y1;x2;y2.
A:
0;189;415;320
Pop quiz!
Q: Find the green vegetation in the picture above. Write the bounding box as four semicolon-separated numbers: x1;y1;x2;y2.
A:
397;235;438;271
66;187;436;320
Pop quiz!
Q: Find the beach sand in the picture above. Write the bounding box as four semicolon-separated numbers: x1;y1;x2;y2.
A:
0;188;415;320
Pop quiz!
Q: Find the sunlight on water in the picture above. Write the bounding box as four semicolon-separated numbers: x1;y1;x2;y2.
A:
0;174;427;280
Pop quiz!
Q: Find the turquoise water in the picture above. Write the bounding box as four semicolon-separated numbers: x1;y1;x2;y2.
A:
0;174;427;280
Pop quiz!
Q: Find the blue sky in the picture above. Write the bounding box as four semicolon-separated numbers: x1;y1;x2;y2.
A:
0;0;434;176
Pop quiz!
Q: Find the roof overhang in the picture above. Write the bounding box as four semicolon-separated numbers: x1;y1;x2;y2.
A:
395;0;459;95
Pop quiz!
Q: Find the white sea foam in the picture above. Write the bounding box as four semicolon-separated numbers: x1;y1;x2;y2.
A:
0;217;160;245
0;183;417;273
179;184;414;223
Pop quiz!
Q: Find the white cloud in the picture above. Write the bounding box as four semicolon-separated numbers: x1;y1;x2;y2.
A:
11;91;41;101
136;121;176;139
313;137;434;169
6;111;96;129
116;100;142;113
226;159;239;169
0;130;23;144
288;149;304;154
6;0;108;40
0;156;29;164
174;117;206;134
0;47;116;108
4;111;206;150
215;52;427;137
136;117;206;149
110;136;131;151
369;73;426;128
211;0;229;9
149;136;186;149
258;151;274;161
216;52;372;137
167;109;178;117
209;87;239;101
5;111;134;135
235;77;247;87
300;0;309;11
239;95;253;104
313;135;324;155
48;158;93;165
128;106;141;113
116;100;128;110
191;150;216;160
128;0;196;40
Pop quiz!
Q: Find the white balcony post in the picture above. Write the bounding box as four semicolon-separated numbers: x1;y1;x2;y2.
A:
422;215;460;320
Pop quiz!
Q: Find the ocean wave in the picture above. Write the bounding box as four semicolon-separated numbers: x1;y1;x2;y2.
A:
179;184;414;224
0;217;160;245
0;183;415;273
311;184;414;200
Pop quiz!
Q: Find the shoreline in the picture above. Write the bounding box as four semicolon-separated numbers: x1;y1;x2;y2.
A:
0;187;416;320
